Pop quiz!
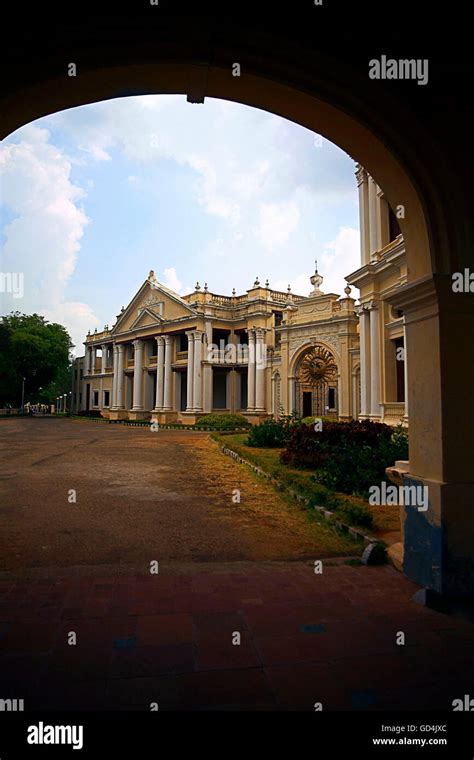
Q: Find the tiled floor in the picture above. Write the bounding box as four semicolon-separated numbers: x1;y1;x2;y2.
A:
1;562;474;711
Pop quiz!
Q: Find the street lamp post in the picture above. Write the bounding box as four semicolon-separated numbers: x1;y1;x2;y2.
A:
63;393;67;414
21;377;25;413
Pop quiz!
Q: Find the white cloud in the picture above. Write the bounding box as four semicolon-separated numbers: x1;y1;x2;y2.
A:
0;125;99;353
161;267;192;296
255;201;300;250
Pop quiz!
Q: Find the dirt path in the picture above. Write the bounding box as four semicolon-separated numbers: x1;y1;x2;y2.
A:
0;419;355;576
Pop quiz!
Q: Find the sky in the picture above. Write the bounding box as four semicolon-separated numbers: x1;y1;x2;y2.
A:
0;95;360;355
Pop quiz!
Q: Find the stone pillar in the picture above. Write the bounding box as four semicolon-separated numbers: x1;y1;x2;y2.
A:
375;184;384;250
101;344;107;375
369;303;381;419
154;336;165;410
368;175;378;257
255;328;266;412
288;376;296;416
247;329;256;411
403;323;409;419
163;335;173;411
356;165;370;265
193;331;203;412
111;345;118;408
186;331;195;412
132;340;144;411
116;345;125;409
357;306;371;417
387;275;474;597
85;345;91;375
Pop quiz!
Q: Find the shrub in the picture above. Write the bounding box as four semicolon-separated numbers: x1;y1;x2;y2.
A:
76;409;103;418
300;415;337;426
246;415;294;448
195;413;251;429
281;419;409;498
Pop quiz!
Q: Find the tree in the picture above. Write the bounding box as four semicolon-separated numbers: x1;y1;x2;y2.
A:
0;312;73;406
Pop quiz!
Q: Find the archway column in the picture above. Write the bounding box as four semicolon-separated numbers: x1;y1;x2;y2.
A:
387;274;474;597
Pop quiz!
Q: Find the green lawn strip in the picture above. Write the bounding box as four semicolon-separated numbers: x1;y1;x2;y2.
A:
210;432;364;557
212;432;393;537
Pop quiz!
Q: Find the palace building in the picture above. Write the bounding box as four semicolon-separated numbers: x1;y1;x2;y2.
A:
72;166;409;426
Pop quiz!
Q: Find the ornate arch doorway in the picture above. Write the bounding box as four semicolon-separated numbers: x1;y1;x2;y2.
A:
295;346;338;419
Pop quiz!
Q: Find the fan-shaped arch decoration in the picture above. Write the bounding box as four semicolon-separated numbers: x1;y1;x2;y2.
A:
297;346;337;385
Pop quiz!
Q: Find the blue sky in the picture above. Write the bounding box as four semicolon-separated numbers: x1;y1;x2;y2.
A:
0;95;360;354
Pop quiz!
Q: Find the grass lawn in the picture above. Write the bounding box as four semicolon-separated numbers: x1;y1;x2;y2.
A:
213;433;401;538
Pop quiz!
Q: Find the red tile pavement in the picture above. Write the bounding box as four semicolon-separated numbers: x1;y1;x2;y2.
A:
0;561;473;711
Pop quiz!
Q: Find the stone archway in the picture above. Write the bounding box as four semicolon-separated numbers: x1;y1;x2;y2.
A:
294;345;338;419
2;19;473;597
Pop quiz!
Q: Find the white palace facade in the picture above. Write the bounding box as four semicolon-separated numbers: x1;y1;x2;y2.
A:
72;166;409;426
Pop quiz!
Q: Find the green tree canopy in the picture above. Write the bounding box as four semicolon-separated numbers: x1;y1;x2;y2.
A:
0;312;73;406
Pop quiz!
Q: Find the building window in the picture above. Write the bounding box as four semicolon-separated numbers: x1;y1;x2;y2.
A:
212;369;227;409
93;390;99;407
178;333;188;352
80;369;83;380
388;206;401;242
103;390;110;407
328;387;336;410
395;337;405;402
79;392;82;405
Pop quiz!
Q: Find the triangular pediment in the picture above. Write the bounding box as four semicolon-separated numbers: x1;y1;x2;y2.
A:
112;277;197;334
129;307;165;330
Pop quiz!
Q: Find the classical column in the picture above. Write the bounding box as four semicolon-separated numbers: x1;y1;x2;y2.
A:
185;331;195;412
163;335;173;410
403;324;409;419
356;165;370;266
375;184;384;250
357;305;371;417
193;331;203;412
116;344;125;409
246;329;256;411
154;336;165;410
255;328;266;412
368;175;378;257
369;303;381;419
85;345;91;375
101;344;107;374
132;339;144;411
111;345;117;408
288;376;296;415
